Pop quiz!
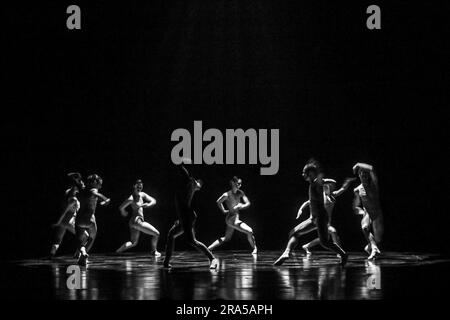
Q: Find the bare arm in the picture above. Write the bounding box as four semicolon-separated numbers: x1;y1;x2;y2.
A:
92;189;111;206
296;200;310;220
353;163;379;190
141;193;157;209
217;193;230;214
332;177;357;198
234;195;251;211
353;162;374;174
118;198;132;217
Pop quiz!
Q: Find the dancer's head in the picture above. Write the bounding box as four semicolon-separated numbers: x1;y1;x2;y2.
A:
67;172;85;189
302;159;322;182
86;174;103;189
133;179;144;193
230;176;242;192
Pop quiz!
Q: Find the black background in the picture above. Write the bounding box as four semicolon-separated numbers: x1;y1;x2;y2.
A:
2;1;449;259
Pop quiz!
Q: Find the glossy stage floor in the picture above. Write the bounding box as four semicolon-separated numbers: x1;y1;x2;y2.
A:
4;250;450;300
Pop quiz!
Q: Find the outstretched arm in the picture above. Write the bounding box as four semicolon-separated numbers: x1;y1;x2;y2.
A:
332;177;357;198
234;195;251;211
141;193;157;209
217;193;230;214
92;189;111;206
296;200;310;219
118;198;132;217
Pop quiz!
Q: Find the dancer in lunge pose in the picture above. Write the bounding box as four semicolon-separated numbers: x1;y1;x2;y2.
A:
208;176;257;254
116;179;161;256
301;178;355;255
50;172;85;257
75;174;110;266
353;163;384;260
163;159;218;269
274;160;348;266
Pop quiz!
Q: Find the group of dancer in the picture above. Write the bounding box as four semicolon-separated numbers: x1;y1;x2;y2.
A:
50;158;384;268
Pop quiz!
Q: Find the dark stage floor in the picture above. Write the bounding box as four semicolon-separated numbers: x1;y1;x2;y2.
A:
3;251;450;300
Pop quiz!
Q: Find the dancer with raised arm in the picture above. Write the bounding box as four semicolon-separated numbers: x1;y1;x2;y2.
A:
116;179;160;256
274;160;348;266
353;163;384;260
75;174;110;266
49;172;85;257
163;159;218;269
208;176;257;254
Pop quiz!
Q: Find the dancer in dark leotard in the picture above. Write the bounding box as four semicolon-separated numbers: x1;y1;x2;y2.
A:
301;178;355;255
116;179;160;256
163;159;218;269
50;172;85;257
75;174;110;266
274;160;348;266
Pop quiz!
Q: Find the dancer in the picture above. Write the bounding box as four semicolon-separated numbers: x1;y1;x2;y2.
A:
353;163;384;260
116;179;161;256
274;160;348;266
163;159;218;269
75;174;110;266
49;172;85;257
301;178;355;255
208;176;257;254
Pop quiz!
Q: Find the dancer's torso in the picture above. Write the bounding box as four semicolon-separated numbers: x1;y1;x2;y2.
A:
58;187;79;224
129;193;145;225
309;180;328;219
224;190;245;223
76;188;99;227
355;183;382;219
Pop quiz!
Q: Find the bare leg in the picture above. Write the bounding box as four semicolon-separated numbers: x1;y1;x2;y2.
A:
372;215;384;244
361;213;378;258
85;222;97;253
76;226;90;266
133;221;161;255
208;225;234;251
316;215;347;265
303;226;341;256
230;220;257;253
50;226;67;256
274;218;316;266
302;238;321;255
329;226;341;247
116;227;140;253
50;220;76;256
163;221;184;268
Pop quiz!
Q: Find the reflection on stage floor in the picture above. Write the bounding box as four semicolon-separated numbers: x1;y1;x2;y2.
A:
4;251;450;300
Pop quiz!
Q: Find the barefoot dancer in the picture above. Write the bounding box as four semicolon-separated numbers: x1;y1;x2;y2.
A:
208;176;257;254
163;159;218;269
353;163;384;260
116;179;161;256
301;178;355;255
75;174;110;266
274;160;348;266
50;173;85;257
